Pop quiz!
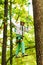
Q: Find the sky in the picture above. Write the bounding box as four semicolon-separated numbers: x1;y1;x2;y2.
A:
29;0;33;16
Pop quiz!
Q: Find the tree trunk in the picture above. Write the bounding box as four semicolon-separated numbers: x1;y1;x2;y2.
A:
2;0;8;65
10;0;13;65
32;0;43;65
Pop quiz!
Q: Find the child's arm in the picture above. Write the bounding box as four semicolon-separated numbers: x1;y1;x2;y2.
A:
12;20;20;28
11;21;17;27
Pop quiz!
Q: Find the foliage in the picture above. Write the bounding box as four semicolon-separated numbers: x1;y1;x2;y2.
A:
0;0;37;65
0;5;4;19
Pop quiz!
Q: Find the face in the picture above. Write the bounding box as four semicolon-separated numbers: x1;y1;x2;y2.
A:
20;22;25;26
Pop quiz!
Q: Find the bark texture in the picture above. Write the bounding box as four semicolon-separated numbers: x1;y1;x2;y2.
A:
32;0;43;65
2;0;8;65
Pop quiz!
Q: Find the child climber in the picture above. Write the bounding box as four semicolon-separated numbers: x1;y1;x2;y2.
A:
12;20;28;58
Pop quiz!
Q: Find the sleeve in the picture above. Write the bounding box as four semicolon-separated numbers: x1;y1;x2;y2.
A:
12;20;17;27
12;19;20;28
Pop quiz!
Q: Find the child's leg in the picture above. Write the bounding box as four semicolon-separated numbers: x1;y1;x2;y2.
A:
15;43;21;56
21;41;25;54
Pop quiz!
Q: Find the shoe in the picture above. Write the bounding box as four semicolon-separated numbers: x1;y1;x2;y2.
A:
15;55;20;58
22;53;28;57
